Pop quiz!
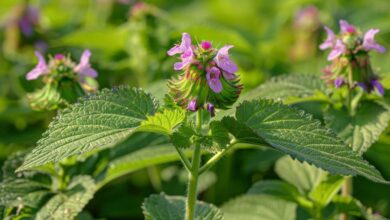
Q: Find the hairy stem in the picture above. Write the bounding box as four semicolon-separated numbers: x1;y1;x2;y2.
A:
175;145;192;172
185;110;203;220
199;139;237;175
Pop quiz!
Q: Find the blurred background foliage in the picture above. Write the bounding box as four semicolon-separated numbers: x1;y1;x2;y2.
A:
1;0;390;219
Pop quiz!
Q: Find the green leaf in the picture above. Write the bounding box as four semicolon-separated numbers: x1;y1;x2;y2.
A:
309;175;344;207
137;108;186;135
170;124;195;149
221;117;266;145
142;194;223;220
17;87;158;171
275;156;326;193
35;176;96;220
210;121;230;148
233;99;387;183
221;194;297;220
324;101;390;154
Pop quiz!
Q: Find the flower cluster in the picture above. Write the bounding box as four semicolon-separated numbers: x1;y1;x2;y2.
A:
320;20;385;95
167;33;242;116
26;50;98;110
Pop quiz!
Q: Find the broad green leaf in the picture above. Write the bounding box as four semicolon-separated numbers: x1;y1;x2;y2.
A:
17;87;158;171
275;156;326;193
142;194;223;220
221;194;297;220
309;175;344;207
170;124;195;149
232;99;387;183
209;121;230;148
324;101;390;154
137;109;186;135
221;117;266;145
35;176;96;220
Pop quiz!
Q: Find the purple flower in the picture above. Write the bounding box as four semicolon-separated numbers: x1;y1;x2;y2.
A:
187;99;197;111
371;79;385;95
214;45;238;77
328;39;346;60
334;77;345;88
74;50;97;78
363;29;386;53
201;41;212;50
319;26;336;50
206;67;223;93
207;103;215;117
340;20;356;34
26;51;49;80
173;47;194;71
167;33;192;56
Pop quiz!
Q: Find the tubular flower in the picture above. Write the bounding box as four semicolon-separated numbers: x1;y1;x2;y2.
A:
320;20;386;95
26;50;98;110
168;33;242;116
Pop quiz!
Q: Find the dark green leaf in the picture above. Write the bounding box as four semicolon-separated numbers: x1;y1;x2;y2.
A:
210;121;230;148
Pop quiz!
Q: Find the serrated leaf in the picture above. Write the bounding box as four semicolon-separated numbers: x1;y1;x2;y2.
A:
221;194;297;220
170;124;195;149
275;156;326;193
142;194;223;220
309;175;344;207
137;108;186;136
234;99;387;183
209;121;230;148
17;86;158;171
221;117;266;145
35;176;96;220
325;101;390;154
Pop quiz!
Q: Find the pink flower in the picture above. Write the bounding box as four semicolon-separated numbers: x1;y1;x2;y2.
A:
328;39;346;60
167;33;192;56
363;29;386;53
214;45;238;76
319;26;336;50
201;41;212;50
173;47;194;71
339;20;357;34
187;99;197;111
26;51;49;80
206;67;223;93
74;50;97;78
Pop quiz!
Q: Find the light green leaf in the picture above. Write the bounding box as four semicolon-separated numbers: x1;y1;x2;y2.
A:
309;175;344;207
35;176;96;220
221;194;297;220
142;194;223;220
233;99;387;183
324;101;390;154
137;109;186;135
210;121;230;148
275;156;326;193
17;87;158;171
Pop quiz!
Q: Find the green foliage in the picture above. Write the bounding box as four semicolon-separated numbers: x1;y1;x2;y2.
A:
137;108;186;135
17;87;158;171
230;99;387;183
308;175;345;207
209;121;230;148
170;124;196;149
325;101;390;154
142;194;223;220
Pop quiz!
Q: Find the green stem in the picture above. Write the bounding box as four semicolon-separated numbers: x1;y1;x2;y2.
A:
340;177;353;220
199;139;237;175
174;145;192;172
185;110;203;220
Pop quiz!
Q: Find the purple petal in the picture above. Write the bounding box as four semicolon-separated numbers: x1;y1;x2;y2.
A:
222;71;236;80
214;45;238;74
372;79;385;95
173;47;194;71
339;20;356;34
363;29;386;53
167;32;192;56
206;67;223;93
328;40;346;61
319;26;336;50
356;82;368;91
334;77;344;88
26;51;48;80
207;103;215;117
74;49;98;78
187;99;197;112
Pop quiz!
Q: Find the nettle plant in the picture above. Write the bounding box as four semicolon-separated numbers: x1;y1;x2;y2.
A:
1;21;389;220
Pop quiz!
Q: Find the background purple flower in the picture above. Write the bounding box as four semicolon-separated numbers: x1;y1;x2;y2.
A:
363;29;386;53
214;45;238;75
26;51;48;80
206;67;223;93
74;50;98;78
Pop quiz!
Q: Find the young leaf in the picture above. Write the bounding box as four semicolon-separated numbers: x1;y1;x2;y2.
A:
325;101;390;154
137;108;186;135
232;99;388;183
142;194;223;220
221;194;297;220
35;176;96;220
17;87;158;171
275;156;326;193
